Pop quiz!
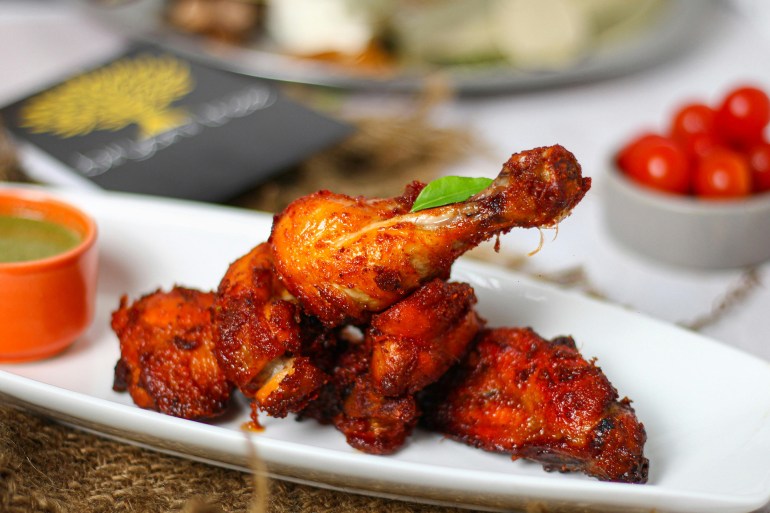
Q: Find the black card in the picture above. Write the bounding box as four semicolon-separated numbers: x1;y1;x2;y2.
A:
2;45;353;202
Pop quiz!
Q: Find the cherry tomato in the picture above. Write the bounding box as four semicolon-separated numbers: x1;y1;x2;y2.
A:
671;103;716;143
618;134;690;194
681;133;722;162
616;132;656;169
716;85;770;148
746;141;770;192
670;103;720;163
693;148;751;199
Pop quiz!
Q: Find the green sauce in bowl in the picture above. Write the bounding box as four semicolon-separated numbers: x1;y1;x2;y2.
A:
0;214;81;263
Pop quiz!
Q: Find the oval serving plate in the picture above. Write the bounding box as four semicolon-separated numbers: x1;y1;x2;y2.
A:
1;186;769;513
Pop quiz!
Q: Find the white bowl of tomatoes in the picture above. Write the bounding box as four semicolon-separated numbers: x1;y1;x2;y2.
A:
604;84;770;269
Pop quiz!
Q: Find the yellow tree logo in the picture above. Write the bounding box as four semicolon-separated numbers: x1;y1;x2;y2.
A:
21;54;194;139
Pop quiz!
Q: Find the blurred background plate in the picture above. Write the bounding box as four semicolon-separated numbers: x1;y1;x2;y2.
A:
79;0;709;93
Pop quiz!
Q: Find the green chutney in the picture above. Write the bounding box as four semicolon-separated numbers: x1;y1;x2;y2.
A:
0;214;81;263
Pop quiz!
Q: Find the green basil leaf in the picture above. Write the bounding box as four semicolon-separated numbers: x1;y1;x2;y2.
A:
410;176;494;212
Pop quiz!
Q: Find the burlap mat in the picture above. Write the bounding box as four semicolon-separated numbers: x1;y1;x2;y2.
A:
0;403;478;513
0;98;491;512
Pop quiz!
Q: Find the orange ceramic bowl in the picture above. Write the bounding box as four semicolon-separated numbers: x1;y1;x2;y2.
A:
0;187;98;362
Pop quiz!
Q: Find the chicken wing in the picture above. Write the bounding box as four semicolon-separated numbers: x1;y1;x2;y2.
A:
212;243;303;393
213;242;328;418
111;287;232;420
367;279;483;397
420;327;649;484
299;336;420;455
334;375;420;455
298;280;480;453
252;355;329;418
270;145;590;327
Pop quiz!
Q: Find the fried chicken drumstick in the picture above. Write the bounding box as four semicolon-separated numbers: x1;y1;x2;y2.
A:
270;145;590;327
212;242;328;419
420;327;649;484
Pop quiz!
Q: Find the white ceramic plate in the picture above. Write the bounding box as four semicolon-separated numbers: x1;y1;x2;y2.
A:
1;186;770;513
79;0;708;93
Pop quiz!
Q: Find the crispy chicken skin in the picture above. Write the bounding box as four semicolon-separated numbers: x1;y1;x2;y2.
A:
213;243;328;418
270;145;591;328
252;355;329;418
212;243;303;394
420;327;649;484
111;287;232;420
299;280;481;453
300;338;421;455
368;279;484;397
334;376;420;455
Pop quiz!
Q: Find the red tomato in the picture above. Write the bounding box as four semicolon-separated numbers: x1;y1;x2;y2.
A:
616;132;656;170
694;148;751;199
716;85;770;148
671;103;716;142
746;141;770;192
681;132;721;161
670;103;719;162
618;134;690;194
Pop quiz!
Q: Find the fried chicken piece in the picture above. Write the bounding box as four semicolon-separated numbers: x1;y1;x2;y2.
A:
212;243;328;418
367;279;483;397
270;145;591;327
296;329;368;426
298;280;482;454
334;376;420;455
212;243;302;393
420;327;649;484
111;287;232;420
298;335;420;455
253;356;329;418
